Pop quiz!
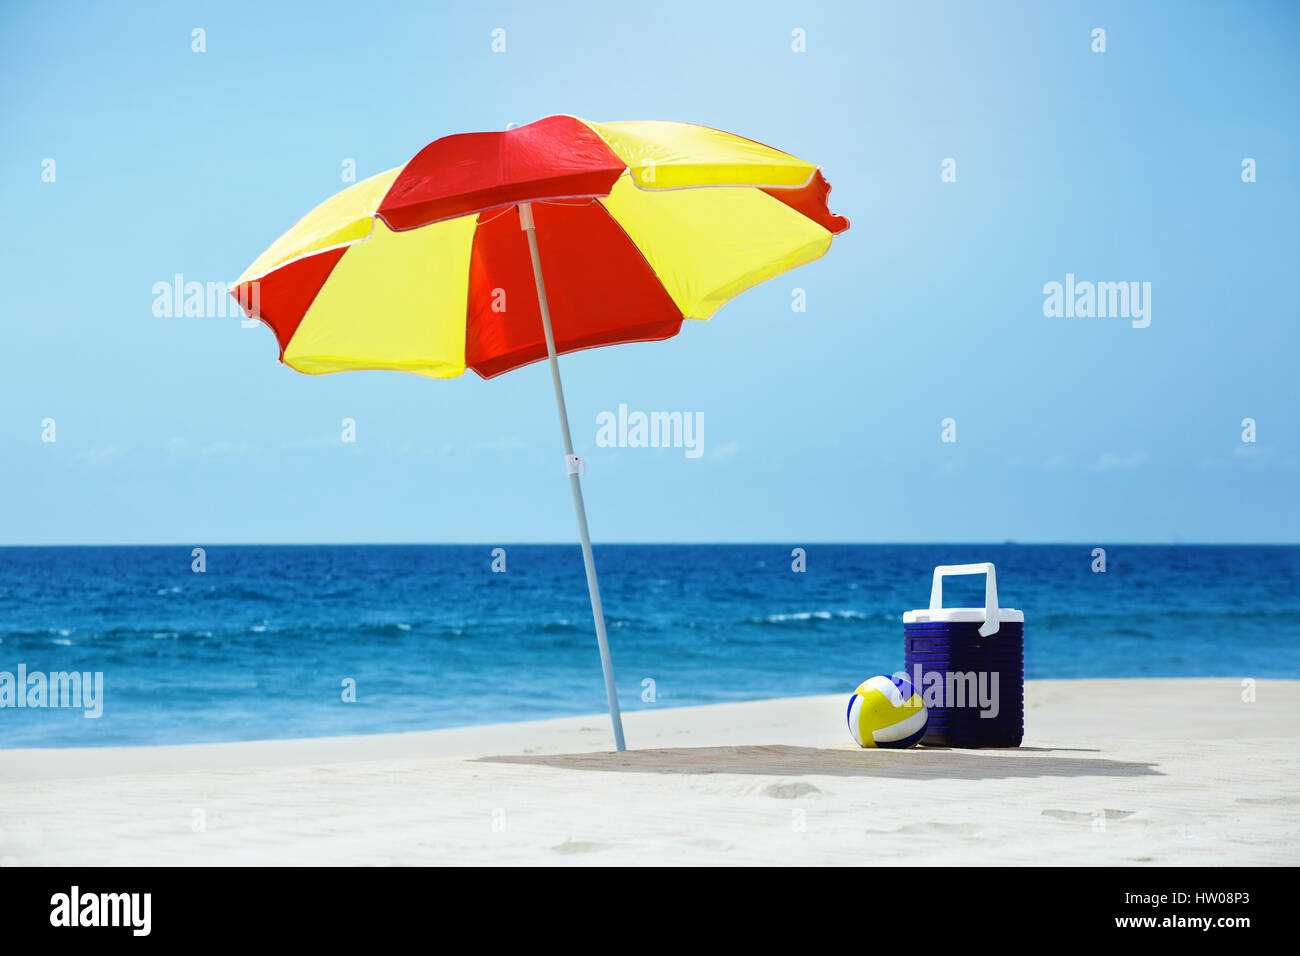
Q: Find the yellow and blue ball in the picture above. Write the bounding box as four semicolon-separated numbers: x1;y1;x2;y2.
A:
846;675;928;749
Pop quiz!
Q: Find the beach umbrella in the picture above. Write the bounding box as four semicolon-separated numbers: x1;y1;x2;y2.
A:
230;115;849;751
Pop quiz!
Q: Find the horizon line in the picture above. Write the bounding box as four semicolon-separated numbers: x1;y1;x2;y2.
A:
1;540;1297;548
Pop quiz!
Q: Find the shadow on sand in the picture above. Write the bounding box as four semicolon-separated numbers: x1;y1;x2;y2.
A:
476;744;1160;780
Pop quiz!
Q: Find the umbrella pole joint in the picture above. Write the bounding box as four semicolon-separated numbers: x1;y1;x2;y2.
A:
519;202;627;753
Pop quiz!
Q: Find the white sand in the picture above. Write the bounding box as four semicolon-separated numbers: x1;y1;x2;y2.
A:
1;679;1296;866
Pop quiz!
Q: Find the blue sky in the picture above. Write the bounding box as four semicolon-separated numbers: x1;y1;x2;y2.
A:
1;0;1297;544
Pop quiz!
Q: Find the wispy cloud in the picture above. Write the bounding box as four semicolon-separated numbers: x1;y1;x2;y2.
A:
711;440;740;462
478;435;527;452
201;439;251;457
280;435;348;451
1234;443;1272;460
78;444;123;465
1088;451;1150;472
1199;444;1288;470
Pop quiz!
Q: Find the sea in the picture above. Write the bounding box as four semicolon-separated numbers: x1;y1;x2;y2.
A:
1;544;1297;748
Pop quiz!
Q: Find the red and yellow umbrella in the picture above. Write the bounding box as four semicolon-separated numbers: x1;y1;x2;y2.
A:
231;115;848;749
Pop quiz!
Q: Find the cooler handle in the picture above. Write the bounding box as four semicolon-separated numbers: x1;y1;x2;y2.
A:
929;563;1001;637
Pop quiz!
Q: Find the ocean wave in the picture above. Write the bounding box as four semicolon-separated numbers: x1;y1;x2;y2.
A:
351;621;430;638
88;627;215;642
750;610;871;625
527;619;584;635
608;616;660;632
3;626;76;641
1109;627;1158;640
201;586;278;603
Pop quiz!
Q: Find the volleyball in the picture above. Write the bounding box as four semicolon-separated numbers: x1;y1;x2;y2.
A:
846;675;928;749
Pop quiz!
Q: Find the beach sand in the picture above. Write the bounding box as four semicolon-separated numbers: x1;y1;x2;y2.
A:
1;679;1296;866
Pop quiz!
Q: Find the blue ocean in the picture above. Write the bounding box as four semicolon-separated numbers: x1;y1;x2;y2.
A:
1;544;1297;748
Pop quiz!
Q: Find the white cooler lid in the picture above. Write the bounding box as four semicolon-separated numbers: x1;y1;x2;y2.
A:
904;607;1023;624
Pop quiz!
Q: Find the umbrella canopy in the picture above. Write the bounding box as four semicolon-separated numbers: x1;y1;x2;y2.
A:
231;115;848;380
231;116;848;751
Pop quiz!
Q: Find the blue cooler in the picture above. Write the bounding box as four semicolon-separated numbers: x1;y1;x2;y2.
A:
903;563;1024;748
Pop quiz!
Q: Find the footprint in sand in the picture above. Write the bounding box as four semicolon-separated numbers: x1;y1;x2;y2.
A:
1234;794;1300;806
862;821;983;836
895;821;983;836
760;781;822;799
552;838;608;854
685;836;734;851
1041;808;1136;823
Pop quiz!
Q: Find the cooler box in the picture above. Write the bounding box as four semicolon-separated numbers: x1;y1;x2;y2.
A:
903;563;1024;748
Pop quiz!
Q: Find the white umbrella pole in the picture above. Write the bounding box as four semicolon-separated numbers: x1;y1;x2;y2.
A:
519;202;627;752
